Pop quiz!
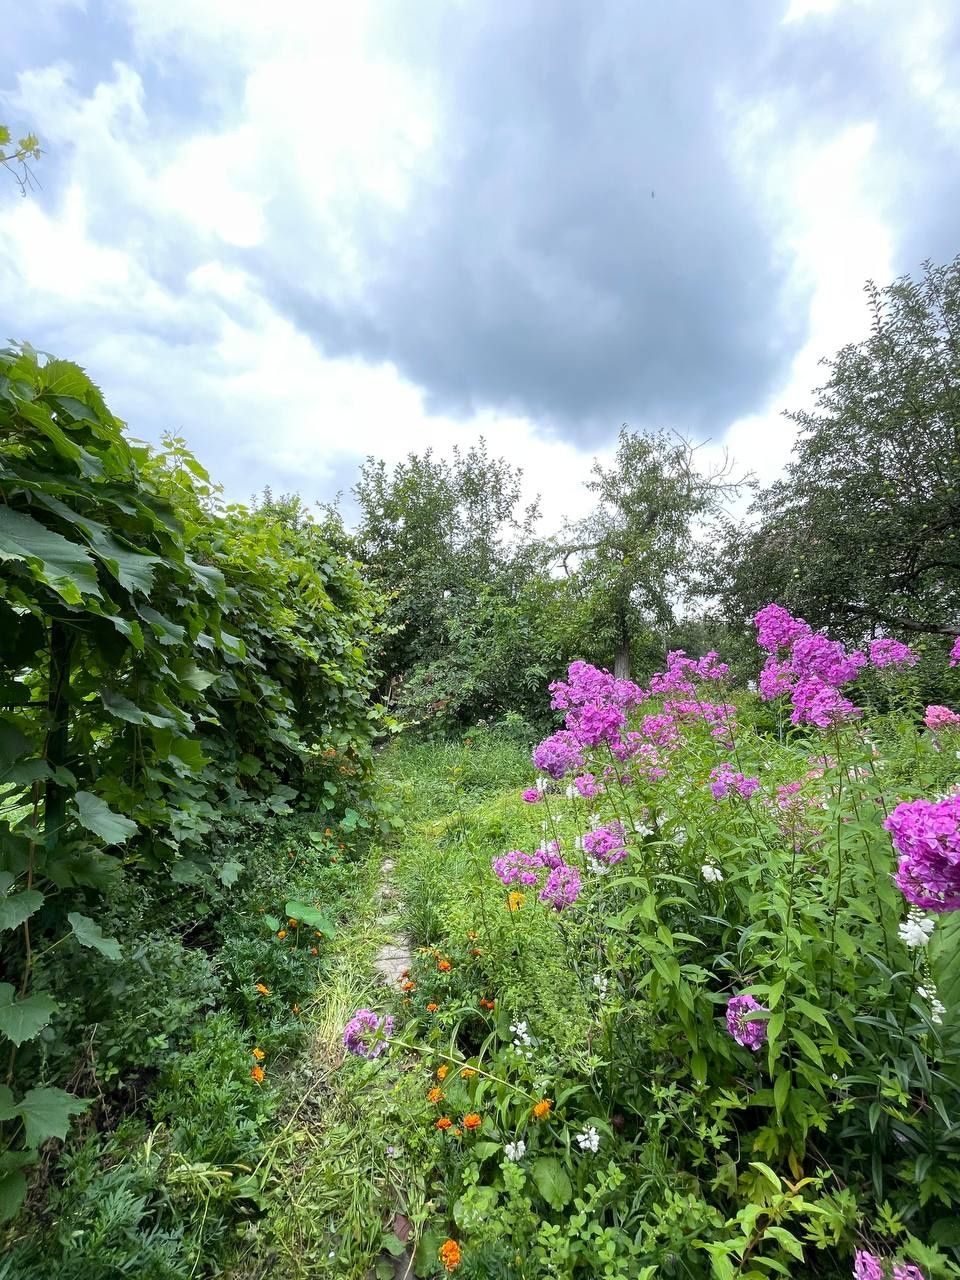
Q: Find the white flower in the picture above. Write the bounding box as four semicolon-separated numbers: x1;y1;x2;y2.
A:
587;856;610;876
565;784;577;800
898;912;935;949
575;1126;600;1153
510;1020;532;1047
589;812;602;826
633;822;653;838
592;974;609;999
672;830;685;845
701;864;723;884
541;819;549;831
535;775;548;793
574;834;584;852
504;1139;526;1161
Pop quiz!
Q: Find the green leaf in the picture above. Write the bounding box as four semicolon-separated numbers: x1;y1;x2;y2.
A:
73;791;138;845
0;718;32;768
749;1161;782;1192
0;1170;27;1223
0;1084;16;1122
67;912;122;960
100;689;177;730
15;1086;88;1148
0;506;101;603
284;901;336;937
219;860;243;887
0;889;43;933
531;1156;572;1211
773;1071;790;1118
0;984;59;1046
792;1029;823;1068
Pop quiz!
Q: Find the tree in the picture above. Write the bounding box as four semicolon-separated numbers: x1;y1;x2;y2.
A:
720;257;960;642
0;124;41;195
561;428;744;677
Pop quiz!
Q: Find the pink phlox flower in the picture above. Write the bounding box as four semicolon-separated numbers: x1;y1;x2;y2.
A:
869;637;917;669
532;730;585;780
568;701;625;746
539;862;582;910
573;773;601;798
853;1252;884;1280
925;705;960;731
583;821;628;865
710;762;760;800
343;1009;395;1059
950;636;960;667
886;795;960;913
522;788;541;803
754;603;812;653
790;675;860;728
725;994;768;1050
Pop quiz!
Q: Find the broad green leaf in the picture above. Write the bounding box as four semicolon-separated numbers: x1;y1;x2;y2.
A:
73;791;138;845
0;506;101;603
15;1086;88;1148
100;689;177;730
531;1156;572;1211
218;860;242;887
0;718;32;768
67;912;122;960
773;1071;790;1117
0;1084;16;1121
0;889;43;933
792;1029;823;1068
87;528;161;594
0;984;59;1046
0;1170;27;1223
284;901;336;937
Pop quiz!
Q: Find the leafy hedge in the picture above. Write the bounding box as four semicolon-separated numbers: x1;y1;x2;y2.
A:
0;343;384;1220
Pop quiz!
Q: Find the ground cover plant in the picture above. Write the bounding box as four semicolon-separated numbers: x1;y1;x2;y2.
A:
346;612;960;1279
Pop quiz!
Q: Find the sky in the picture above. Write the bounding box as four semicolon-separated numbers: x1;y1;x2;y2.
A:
2;0;958;529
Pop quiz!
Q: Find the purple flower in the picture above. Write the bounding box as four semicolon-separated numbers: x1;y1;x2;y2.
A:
568;701;625;747
532;730;585;780
950;636;960;668
493;849;546;887
925;705;960;731
759;656;795;701
790;675;860;728
892;1265;926;1280
343;1009;395;1059
725;994;768;1050
539;863;582;910
790;632;866;685
886;795;960;913
583;821;628;865
573;773;601;798
710;763;760;801
853;1253;884;1280
522;788;541;804
754;604;811;653
869;638;917;669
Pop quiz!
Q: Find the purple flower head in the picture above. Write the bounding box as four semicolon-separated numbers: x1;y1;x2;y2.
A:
950;636;960;668
568;701;625;747
573;773;601;799
640;712;680;749
583;821;628;866
536;840;564;870
725;994;768;1050
532;730;585;780
695;650;730;680
869;638;917;670
791;632;867;685
853;1253;884;1280
493;849;546;887
759;656;795;702
550;661;645;713
892;1266;926;1280
343;1008;395;1059
710;763;760;801
790;675;860;728
522;788;541;804
886;795;960;913
754;604;811;653
539;863;582;910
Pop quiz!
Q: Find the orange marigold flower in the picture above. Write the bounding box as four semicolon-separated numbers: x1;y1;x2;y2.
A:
250;1065;265;1085
310;946;319;956
288;918;298;926
401;979;416;993
426;1002;439;1013
314;930;322;937
439;1238;462;1272
255;983;270;996
276;930;287;939
532;1099;553;1120
437;1065;449;1081
452;1127;462;1138
461;1068;476;1078
507;891;525;912
470;948;482;957
435;1116;452;1131
252;1047;266;1061
479;997;495;1010
462;1113;482;1131
427;1087;444;1104
438;958;452;972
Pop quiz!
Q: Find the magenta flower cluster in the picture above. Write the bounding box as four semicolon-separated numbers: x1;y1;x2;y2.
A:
343;1008;395;1059
582;820;628;866
853;1251;925;1280
885;795;960;913
493;849;548;887
649;649;729;695
725;994;768;1050
710;763;760;801
925;704;960;732
539;863;582;910
868;637;917;669
754;605;865;727
951;636;960;667
492;843;581;909
532;729;585;780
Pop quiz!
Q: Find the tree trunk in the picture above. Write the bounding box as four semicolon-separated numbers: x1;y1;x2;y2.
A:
613;608;630;679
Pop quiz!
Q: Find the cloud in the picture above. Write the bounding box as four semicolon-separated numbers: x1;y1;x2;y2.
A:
0;0;957;533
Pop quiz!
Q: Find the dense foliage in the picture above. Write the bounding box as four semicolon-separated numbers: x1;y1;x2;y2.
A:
0;344;386;1233
352;617;960;1279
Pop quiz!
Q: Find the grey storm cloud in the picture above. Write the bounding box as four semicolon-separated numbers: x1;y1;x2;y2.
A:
255;0;960;442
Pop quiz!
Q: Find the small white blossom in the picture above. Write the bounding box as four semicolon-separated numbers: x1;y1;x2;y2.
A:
633;822;653;838
535;775;548;793
672;830;686;845
573;834;584;851
541;819;549;831
510;1020;532;1047
504;1139;526;1161
898;911;935;949
592;973;609;999
565;784;577;800
587;856;610;876
575;1126;600;1153
701;863;723;884
589;812;602;826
